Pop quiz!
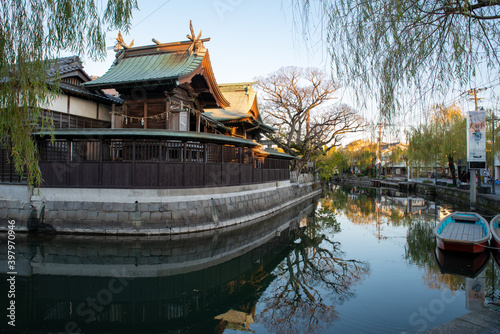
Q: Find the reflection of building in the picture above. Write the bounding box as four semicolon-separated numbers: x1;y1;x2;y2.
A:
0;199;317;333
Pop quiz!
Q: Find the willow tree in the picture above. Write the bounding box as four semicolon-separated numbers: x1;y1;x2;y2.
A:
407;103;466;185
257;66;362;171
294;0;500;119
1;0;138;186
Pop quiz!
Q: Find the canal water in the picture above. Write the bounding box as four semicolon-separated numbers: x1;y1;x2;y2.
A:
1;186;499;333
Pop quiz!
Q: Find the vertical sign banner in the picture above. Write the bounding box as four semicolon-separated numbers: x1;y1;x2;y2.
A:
467;110;486;169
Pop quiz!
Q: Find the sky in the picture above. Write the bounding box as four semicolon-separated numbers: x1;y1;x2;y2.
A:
76;0;500;145
82;0;330;86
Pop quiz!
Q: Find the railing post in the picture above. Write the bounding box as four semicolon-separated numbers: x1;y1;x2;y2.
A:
132;140;135;187
203;143;207;187
158;140;162;189
99;139;103;187
67;139;71;187
220;145;224;186
183;141;187;187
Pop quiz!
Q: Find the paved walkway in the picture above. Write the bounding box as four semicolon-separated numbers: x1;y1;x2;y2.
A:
425;307;500;334
405;177;500;201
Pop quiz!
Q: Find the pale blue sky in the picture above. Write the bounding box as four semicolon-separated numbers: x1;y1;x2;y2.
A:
77;0;500;144
82;0;329;85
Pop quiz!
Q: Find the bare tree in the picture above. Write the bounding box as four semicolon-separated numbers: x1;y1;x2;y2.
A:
257;67;363;171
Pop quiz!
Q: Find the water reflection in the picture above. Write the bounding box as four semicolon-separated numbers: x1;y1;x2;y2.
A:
257;213;370;334
2;186;499;333
0;198;321;333
321;185;500;318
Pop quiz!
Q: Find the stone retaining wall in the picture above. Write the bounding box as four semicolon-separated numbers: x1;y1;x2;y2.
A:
0;182;322;235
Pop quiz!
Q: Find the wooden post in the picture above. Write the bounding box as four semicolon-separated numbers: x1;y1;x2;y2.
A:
99;138;103;187
111;104;115;129
132;140;136;187
165;99;170;129
124;103;128;128
143;102;148;129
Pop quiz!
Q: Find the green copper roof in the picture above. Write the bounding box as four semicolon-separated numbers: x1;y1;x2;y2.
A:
82;51;203;89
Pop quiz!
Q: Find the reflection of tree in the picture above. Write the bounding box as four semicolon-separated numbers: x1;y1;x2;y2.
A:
405;218;466;292
257;213;369;334
405;221;435;268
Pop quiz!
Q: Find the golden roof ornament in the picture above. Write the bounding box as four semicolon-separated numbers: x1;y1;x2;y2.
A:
186;20;204;55
115;31;134;50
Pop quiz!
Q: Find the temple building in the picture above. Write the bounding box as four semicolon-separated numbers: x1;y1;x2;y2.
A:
27;22;292;190
0;22;321;236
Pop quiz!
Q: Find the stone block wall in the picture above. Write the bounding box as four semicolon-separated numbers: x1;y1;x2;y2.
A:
0;182;321;235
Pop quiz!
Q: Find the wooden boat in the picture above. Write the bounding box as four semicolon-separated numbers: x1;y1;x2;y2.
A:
434;212;491;253
490;215;500;254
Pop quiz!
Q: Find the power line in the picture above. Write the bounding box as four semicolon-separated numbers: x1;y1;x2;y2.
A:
132;0;172;29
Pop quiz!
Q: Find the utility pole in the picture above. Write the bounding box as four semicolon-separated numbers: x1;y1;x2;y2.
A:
468;88;486;112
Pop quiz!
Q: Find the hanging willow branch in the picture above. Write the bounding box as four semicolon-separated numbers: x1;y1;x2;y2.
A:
0;0;138;186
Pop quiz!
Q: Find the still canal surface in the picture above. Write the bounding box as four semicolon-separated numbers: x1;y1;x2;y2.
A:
1;186;499;333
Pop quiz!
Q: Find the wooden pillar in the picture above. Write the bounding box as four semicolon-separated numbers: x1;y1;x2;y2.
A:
111;104;115;129
124;103;128;128
165;99;171;129
131;140;136;187
143;102;148;129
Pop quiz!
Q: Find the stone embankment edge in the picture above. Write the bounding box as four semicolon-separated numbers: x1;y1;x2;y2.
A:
0;182;322;235
333;177;500;215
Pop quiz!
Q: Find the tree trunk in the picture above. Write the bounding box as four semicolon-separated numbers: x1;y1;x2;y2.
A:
448;156;457;186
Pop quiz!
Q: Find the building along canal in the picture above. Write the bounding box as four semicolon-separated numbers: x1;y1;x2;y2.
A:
1;186;499;333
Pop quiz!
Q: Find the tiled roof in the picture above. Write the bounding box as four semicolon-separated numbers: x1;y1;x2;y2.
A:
82;51;203;89
47;56;121;105
204;82;275;133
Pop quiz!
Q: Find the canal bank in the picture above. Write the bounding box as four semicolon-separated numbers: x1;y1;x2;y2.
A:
333;176;500;215
0;180;321;235
424;307;500;334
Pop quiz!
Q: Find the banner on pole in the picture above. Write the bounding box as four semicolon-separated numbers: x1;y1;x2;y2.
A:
467;110;486;169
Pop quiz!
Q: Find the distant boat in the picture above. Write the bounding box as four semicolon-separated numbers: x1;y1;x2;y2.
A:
434;212;490;253
490;215;500;256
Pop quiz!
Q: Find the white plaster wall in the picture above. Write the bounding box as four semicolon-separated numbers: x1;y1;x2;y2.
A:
44;94;67;113
98;104;112;121
70;97;98;118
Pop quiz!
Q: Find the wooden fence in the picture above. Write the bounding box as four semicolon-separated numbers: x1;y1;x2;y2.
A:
33;138;290;189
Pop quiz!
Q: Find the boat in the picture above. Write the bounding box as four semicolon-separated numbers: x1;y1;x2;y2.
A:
490;215;500;262
434;212;491;253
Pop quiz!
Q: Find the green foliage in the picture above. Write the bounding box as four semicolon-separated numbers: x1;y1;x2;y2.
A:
0;0;138;186
294;0;500;118
316;148;349;180
407;103;466;185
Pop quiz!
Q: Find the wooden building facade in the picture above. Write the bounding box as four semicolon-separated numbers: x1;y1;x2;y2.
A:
1;25;292;189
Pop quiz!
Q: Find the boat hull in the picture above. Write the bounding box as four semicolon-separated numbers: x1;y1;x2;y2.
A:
434;212;491;254
435;238;489;254
490;214;500;257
